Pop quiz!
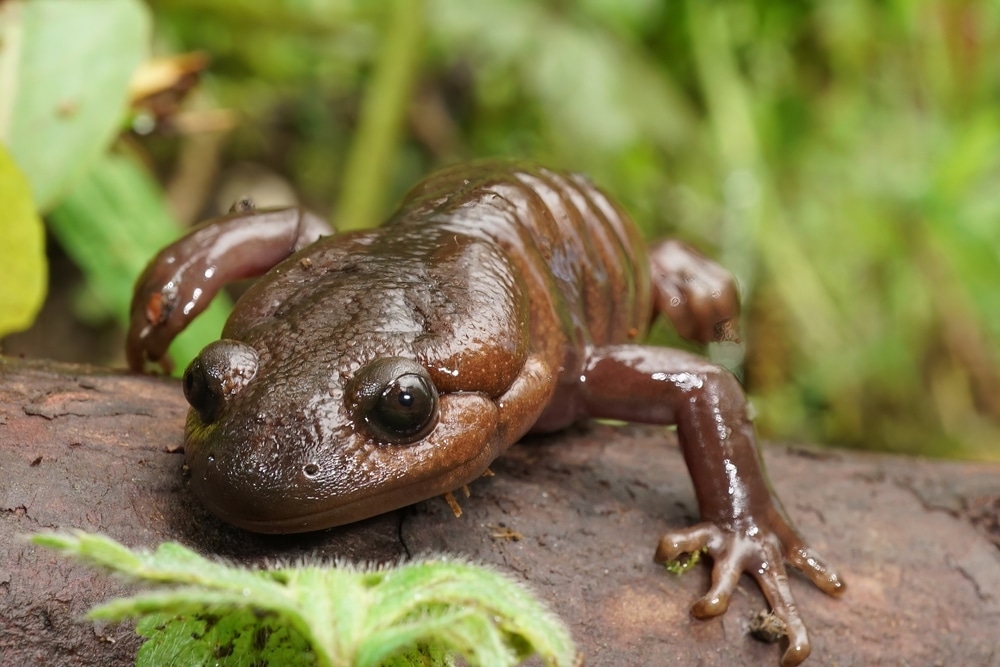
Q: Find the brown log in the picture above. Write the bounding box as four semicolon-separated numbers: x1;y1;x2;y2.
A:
1;355;998;666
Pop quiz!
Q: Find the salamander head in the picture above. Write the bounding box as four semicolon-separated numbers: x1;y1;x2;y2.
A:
181;338;502;533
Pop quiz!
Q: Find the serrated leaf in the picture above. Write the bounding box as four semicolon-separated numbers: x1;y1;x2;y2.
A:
36;532;577;667
136;611;317;667
0;144;46;336
0;0;150;211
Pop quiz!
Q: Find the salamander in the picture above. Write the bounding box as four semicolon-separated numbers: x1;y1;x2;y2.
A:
127;160;844;666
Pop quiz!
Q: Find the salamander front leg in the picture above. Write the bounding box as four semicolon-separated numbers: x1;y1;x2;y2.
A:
654;508;843;666
579;345;844;667
126;205;332;372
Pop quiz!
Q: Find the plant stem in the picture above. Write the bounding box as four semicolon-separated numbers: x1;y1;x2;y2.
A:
334;0;424;231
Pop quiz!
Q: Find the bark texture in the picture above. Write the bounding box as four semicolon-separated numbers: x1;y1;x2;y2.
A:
1;355;998;666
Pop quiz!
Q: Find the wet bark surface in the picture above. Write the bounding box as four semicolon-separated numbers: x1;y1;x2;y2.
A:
1;355;998;666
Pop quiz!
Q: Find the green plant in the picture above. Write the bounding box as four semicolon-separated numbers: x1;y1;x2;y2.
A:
0;145;45;335
0;0;230;363
35;532;577;667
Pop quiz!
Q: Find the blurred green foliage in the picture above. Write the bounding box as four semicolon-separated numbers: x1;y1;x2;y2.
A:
0;0;148;210
0;146;45;335
0;0;149;340
3;0;998;459
150;0;1000;458
0;0;231;367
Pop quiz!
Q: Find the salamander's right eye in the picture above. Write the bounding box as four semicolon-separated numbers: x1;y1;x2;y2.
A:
183;340;259;424
347;357;439;444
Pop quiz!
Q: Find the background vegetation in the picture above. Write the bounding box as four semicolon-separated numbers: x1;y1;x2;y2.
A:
1;0;998;459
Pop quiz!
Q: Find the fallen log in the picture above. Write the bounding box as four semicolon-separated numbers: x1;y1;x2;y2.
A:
1;355;998;666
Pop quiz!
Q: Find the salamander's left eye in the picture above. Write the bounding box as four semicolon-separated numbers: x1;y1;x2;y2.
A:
346;357;439;444
183;339;258;424
371;373;437;440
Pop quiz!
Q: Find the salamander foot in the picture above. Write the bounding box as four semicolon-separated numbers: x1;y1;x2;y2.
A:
654;514;844;667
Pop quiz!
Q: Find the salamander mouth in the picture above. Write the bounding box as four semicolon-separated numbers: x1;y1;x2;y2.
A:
193;448;496;534
185;391;502;534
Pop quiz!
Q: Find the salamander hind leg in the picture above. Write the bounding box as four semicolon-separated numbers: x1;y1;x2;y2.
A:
580;345;844;667
648;239;741;344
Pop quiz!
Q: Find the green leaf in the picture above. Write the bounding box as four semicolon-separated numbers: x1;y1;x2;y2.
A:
662;547;706;576
0;0;150;211
47;152;231;374
0;144;46;336
35;532;577;667
136;610;317;667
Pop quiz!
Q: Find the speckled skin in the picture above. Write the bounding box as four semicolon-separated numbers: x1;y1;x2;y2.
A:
128;161;844;667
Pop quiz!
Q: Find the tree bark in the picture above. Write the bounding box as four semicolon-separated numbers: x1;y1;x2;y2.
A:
1;355;998;666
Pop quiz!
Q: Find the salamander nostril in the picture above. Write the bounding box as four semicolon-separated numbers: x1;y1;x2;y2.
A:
302;463;320;478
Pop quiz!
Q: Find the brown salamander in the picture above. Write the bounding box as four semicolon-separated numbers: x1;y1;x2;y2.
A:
127;160;844;666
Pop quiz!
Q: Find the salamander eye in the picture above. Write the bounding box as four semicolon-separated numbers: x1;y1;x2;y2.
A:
183;340;259;424
183;357;216;423
346;357;439;444
371;373;437;439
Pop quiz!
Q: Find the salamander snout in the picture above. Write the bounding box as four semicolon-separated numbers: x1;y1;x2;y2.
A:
182;339;259;424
